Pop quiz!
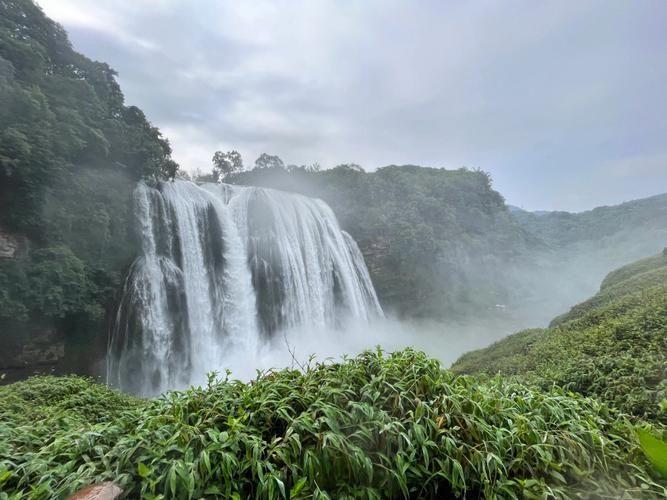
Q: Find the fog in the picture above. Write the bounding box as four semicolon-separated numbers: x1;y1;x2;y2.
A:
207;222;667;386
188;314;516;385
504;230;667;324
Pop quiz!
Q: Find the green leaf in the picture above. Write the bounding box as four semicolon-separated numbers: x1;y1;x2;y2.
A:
0;471;11;484
169;467;177;497
637;428;667;477
137;462;150;478
204;485;223;495
290;477;307;498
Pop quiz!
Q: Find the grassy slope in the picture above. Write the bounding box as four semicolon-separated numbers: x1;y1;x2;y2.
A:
1;350;665;498
452;253;667;424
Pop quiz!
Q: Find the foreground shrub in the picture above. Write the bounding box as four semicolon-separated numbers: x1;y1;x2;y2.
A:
1;349;665;498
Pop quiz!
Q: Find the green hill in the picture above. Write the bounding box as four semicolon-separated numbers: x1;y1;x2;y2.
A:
509;194;667;249
229;166;667;326
0;0;177;375
451;252;667;424
229;165;532;319
1;349;665;498
549;253;667;327
503;196;667;325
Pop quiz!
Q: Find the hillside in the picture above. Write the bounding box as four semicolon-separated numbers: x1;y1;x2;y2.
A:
229;165;533;319
0;0;177;376
451;252;667;424
505;195;667;320
510;193;667;249
1;349;665;498
228;166;667;327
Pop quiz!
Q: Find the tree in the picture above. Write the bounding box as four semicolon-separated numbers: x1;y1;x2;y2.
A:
254;153;284;170
0;0;181;365
212;150;243;181
335;163;364;172
191;168;216;183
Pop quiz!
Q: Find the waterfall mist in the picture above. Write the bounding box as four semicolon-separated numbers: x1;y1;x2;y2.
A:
107;181;382;395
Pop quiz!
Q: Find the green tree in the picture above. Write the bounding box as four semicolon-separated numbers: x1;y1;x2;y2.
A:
212;150;243;180
254;153;284;170
0;0;180;370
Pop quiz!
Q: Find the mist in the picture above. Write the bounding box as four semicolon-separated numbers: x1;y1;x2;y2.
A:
185;312;520;387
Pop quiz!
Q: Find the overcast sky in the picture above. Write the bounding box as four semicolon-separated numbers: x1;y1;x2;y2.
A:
39;0;666;211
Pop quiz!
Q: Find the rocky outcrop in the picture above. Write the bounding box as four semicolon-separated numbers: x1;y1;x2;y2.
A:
0;229;26;259
0;327;65;371
14;330;65;367
69;482;122;500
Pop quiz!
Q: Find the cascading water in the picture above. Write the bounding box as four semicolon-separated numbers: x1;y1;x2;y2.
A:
107;180;382;395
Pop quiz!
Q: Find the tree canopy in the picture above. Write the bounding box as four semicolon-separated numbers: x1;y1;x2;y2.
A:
254;153;285;170
0;0;178;237
0;0;179;373
211;150;243;180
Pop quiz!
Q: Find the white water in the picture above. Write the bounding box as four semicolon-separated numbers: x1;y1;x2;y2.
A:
107;180;382;395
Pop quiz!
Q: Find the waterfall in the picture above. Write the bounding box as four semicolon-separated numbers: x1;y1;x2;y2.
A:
107;180;382;395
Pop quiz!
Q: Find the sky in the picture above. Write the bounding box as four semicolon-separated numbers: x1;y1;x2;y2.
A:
38;0;667;211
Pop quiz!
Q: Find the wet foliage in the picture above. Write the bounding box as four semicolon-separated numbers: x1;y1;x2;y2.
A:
1;349;665;498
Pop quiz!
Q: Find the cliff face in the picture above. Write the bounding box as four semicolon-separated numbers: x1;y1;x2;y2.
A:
0;229;57;379
0;229;26;259
1;321;63;382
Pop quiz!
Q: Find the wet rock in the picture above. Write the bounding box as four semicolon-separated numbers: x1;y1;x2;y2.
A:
0;230;21;259
69;482;122;500
15;330;65;367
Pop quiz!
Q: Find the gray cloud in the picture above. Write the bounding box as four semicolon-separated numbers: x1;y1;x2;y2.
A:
39;0;667;211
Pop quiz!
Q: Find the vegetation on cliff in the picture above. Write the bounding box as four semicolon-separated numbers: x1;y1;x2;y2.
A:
1;350;665;498
452;253;667;424
509;194;667;249
0;0;178;370
225;163;667;323
228;164;531;318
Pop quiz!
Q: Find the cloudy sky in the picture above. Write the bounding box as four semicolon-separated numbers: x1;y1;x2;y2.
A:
39;0;666;211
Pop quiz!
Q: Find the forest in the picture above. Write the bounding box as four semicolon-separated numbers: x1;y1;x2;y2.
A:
0;0;666;498
0;0;177;376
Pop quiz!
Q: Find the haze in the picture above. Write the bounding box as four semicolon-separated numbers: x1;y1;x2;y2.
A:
38;0;667;211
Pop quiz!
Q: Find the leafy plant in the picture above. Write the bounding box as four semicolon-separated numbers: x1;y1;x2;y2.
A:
1;350;665;498
637;428;667;477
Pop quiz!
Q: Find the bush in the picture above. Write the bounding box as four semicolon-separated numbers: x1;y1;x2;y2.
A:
1;350;665;498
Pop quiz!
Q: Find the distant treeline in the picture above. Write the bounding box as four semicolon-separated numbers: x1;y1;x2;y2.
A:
224;160;667;322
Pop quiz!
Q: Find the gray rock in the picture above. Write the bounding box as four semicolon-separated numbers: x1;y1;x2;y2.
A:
0;230;20;259
69;482;123;500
